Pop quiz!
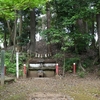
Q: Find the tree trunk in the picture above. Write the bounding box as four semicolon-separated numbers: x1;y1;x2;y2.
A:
18;10;22;36
96;14;100;58
6;20;13;46
11;10;17;61
46;2;52;55
75;19;88;53
91;15;95;48
4;31;7;48
30;8;36;54
17;10;22;51
76;19;87;33
46;2;51;29
13;13;17;49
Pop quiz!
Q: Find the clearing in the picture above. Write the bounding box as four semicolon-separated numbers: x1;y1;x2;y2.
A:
0;74;100;100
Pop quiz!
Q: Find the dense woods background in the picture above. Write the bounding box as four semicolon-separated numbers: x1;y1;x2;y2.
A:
0;0;100;76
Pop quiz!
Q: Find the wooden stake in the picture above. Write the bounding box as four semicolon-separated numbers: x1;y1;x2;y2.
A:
1;50;5;86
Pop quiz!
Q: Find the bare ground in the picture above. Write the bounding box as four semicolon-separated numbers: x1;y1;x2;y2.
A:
0;73;100;100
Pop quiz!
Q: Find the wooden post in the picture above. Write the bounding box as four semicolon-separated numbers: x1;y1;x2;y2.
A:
73;63;76;74
1;50;5;86
56;63;59;75
23;64;27;78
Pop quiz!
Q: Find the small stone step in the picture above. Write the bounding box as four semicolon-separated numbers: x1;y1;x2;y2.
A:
0;76;14;84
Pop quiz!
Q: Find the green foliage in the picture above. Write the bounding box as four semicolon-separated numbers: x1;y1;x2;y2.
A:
29;0;46;8
77;71;86;78
64;57;80;72
43;27;74;52
71;33;93;53
82;58;93;68
5;51;27;75
5;51;16;74
0;0;46;20
16;33;29;46
0;0;100;76
53;53;63;59
50;0;98;54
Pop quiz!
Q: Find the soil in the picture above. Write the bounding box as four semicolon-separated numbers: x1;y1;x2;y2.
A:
2;40;100;100
0;73;100;100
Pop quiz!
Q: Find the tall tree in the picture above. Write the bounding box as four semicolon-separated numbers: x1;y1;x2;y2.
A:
0;0;46;49
97;14;100;57
50;0;97;53
30;8;36;53
46;1;52;54
95;1;100;58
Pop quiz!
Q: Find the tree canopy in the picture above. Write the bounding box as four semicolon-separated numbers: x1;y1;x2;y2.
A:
0;0;46;19
1;0;100;75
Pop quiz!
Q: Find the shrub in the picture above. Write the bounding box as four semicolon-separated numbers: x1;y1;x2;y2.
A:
77;71;86;78
5;51;27;76
64;57;80;72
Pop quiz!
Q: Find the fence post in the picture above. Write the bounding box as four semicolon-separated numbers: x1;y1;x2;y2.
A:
56;63;59;75
23;64;27;78
1;50;5;86
16;52;19;79
73;63;76;74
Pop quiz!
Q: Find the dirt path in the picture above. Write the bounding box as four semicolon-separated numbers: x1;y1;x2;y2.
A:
0;74;100;100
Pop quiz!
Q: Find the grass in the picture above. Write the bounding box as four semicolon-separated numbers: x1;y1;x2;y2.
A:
5;93;26;100
0;85;5;90
68;92;96;100
64;85;99;100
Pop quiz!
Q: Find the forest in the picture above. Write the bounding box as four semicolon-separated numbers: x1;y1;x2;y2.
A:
0;0;100;77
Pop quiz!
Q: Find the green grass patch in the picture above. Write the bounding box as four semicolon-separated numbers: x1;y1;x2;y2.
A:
5;93;26;100
63;85;99;100
68;92;97;100
0;85;5;90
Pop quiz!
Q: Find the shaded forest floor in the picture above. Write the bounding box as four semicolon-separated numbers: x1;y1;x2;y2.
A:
1;39;100;100
0;73;100;100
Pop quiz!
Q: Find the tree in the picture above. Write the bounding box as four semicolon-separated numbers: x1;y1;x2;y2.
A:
30;8;36;53
50;0;98;53
0;0;46;47
95;1;100;58
46;1;52;54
